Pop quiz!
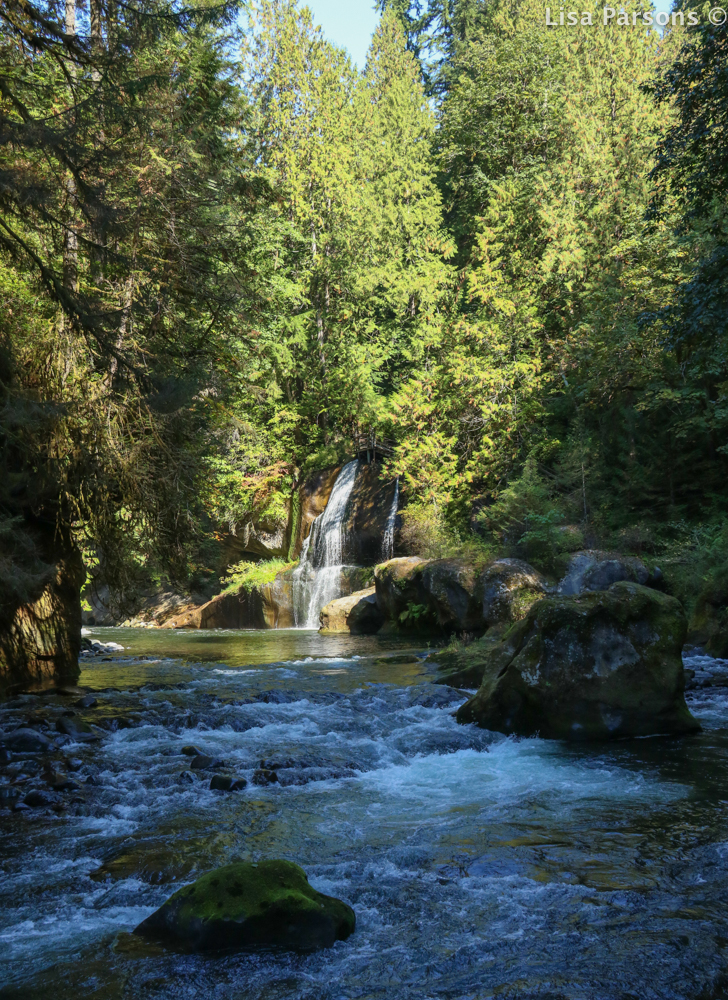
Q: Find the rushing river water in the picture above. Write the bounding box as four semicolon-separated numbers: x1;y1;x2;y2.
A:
2;629;728;998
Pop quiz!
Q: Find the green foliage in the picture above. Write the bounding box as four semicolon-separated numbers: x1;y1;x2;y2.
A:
398;601;431;626
219;559;296;595
398;502;461;560
4;0;728;620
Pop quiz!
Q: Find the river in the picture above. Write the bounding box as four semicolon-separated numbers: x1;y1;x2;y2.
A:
1;628;728;999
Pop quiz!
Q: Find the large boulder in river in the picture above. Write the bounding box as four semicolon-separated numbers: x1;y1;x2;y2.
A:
161;588;268;630
320;588;384;634
429;623;514;689
134;860;355;952
259;569;296;628
557;550;661;596
456;582;699;741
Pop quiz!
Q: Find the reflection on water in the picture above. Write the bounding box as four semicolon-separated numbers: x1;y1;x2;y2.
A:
0;630;728;999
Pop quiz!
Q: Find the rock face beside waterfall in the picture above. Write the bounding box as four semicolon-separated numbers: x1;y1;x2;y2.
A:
134;860;356;953
456;582;699;740
341;465;400;566
320;588;385;634
160;460;387;631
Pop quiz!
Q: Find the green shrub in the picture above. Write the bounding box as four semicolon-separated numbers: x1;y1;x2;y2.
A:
219;558;296;595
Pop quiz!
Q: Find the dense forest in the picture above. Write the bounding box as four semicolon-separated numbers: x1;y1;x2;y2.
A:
2;0;728;638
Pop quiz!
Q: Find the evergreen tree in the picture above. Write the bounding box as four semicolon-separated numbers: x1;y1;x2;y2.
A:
230;1;450;503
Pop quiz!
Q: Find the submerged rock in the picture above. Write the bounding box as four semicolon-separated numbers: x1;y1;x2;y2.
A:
74;694;97;709
252;768;278;786
23;789;53;808
319;588;384;634
134;860;355;952
456;582;699;741
190;755;223;771
55;716;99;741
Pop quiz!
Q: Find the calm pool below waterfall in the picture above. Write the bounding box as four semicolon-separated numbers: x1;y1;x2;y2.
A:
2;629;728;999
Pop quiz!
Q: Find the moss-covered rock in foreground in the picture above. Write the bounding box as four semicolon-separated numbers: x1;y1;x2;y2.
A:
456;582;700;741
133;860;355;952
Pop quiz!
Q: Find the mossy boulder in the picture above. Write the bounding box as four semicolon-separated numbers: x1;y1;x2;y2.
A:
418;559;480;631
374;557;427;622
134;859;355;953
374;555;547;634
475;559;548;627
456;581;699;741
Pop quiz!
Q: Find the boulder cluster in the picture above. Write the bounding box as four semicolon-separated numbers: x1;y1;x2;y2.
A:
321;549;699;745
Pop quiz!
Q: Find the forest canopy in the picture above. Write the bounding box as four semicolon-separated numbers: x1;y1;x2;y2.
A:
1;0;727;611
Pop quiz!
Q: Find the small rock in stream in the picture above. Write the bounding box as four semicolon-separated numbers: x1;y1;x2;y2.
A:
210;775;247;792
252;768;279;786
133;860;355;952
55;717;100;741
190;755;223;771
178;771;195;784
180;745;202;757
3;729;56;753
0;786;20;805
23;790;53;808
74;695;98;709
46;773;81;792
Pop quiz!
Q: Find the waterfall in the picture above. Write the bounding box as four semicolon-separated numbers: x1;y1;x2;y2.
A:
381;478;399;562
292;460;359;628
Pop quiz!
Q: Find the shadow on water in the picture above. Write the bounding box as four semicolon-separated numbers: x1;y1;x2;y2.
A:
2;628;728;999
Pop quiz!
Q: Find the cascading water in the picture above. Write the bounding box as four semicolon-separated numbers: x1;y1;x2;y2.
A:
381;478;399;561
292;460;359;627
